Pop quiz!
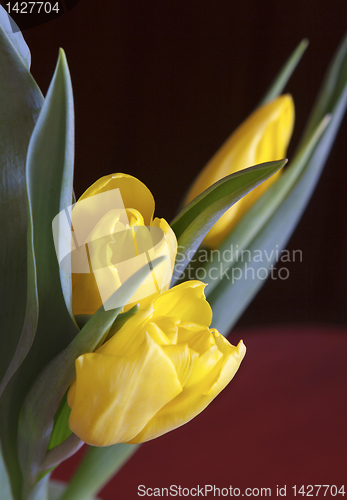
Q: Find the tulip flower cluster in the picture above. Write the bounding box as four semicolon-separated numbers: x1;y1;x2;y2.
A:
0;7;346;500
66;94;292;447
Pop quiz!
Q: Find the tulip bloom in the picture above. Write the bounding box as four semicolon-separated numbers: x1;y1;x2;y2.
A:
72;173;177;315
67;281;246;446
184;95;295;248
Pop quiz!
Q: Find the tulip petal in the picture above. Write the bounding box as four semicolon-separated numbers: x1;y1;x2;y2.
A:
161;344;198;387
78;173;155;225
184;344;223;389
128;339;245;444
153;281;212;327
69;334;182;446
145;321;177;346
72;272;104;315
96;307;153;357
177;323;215;354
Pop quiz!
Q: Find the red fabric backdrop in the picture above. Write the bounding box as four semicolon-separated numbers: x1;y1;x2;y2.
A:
53;326;347;499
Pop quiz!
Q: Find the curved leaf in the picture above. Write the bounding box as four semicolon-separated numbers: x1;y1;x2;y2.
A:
0;5;31;68
0;446;14;500
1;50;77;499
300;33;347;146
170;159;287;284
0;14;43;500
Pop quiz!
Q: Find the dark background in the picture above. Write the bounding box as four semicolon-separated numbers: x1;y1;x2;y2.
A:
22;1;347;328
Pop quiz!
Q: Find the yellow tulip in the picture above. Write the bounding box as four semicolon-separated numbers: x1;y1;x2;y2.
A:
67;281;246;446
72;173;177;315
184;95;295;248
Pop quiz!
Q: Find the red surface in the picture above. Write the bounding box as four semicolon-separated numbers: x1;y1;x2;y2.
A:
53;326;347;498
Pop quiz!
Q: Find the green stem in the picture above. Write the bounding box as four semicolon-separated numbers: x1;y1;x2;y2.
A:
59;444;140;500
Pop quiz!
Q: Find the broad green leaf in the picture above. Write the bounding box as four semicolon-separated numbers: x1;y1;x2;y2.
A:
0;5;31;68
259;39;309;106
0;204;38;399
18;256;166;487
170;159;287;284
0;15;42;392
0;16;43;500
208;85;347;335
59;444;139;500
0;51;77;500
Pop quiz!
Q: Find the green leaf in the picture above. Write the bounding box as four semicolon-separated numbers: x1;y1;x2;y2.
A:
0;50;77;499
0;5;31;68
170;159;287;284
59;445;139;500
0;446;14;500
299;34;347;147
47;394;72;452
18;256;166;486
0;14;43;500
74;303;140;332
0;13;42;393
259;38;309;106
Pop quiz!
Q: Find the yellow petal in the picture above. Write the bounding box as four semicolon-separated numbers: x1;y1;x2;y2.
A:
72;272;104;316
207;335;246;399
78;173;155;225
122;218;178;311
152;281;212;327
68;334;182;446
177;323;215;354
161;344;198;387
128;337;245;443
151;217;178;284
184;95;295;248
96;307;153;357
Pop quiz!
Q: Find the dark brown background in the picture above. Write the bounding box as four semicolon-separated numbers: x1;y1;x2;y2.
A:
23;1;347;328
